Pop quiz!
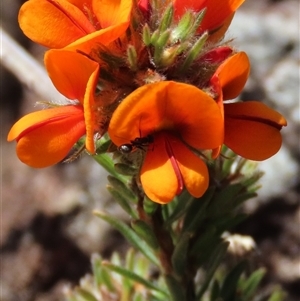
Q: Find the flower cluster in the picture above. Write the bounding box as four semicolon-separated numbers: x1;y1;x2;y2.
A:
8;0;287;204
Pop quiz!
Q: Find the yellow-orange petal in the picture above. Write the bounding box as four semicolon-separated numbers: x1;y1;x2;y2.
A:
140;133;179;204
224;101;287;160
108;81;223;151
7;106;85;168
19;0;95;48
168;134;209;198
65;22;130;52
215;52;250;100
45;50;100;103
83;58;100;154
93;0;133;29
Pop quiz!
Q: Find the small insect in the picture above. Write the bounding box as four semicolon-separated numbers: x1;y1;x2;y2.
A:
118;135;154;154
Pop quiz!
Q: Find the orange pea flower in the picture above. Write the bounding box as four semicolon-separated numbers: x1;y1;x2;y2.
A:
108;81;223;204
7;50;100;168
18;0;133;52
209;52;287;160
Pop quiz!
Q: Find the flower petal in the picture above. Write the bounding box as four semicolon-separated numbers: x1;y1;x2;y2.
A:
92;0;133;29
140;133;178;204
65;22;130;52
224;101;287;160
45;50;100;102
19;0;95;48
7;106;85;168
173;0;245;33
214;52;250;100
108;81;223;151
167;134;209;198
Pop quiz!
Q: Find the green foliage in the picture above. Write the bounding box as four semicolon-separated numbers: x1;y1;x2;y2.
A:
65;124;284;301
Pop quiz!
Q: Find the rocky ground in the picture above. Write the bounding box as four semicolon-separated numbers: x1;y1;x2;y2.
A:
1;0;299;300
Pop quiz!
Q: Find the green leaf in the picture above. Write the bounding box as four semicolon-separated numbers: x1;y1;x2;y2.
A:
267;288;286;301
143;196;159;215
131;220;159;250
107;185;138;218
94;210;159;266
91;254;115;292
74;288;98;301
103;262;169;296
182;187;215;234
107;175;137;202
220;261;247;301
240;268;266;301
164;275;186;301
114;163;137;176
196;241;229;299
171;232;190;276
165;190;194;225
93;153;126;182
210;279;220;301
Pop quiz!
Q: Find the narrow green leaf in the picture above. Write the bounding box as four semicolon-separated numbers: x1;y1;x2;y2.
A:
165;275;186;301
165;190;194;225
93;153;126;182
196;241;229;299
103;262;169;296
107;175;135;200
75;288;98;301
143;196;159;215
171;232;190;276
220;260;247;301
241;268;266;301
210;279;220;301
131;220;159;250
94;211;159;266
91;254;115;291
114;163;137;176
267;288;286;301
182;187;215;234
107;185;138;218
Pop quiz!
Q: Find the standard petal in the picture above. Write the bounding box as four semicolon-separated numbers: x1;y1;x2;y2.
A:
108;81;223;151
140;133;178;204
45;50;100;102
93;0;133;29
8;106;85;168
167;135;209;198
224;101;287;160
215;52;250;100
19;0;95;48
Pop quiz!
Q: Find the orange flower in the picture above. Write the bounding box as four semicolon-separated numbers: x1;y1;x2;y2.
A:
108;81;223;204
19;0;133;52
7;50;100;168
173;0;245;39
209;52;287;160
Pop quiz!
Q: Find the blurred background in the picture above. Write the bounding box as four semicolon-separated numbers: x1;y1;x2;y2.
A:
1;0;299;300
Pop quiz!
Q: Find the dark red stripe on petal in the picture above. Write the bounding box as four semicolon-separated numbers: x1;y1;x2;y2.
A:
164;136;184;195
